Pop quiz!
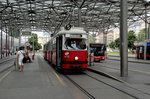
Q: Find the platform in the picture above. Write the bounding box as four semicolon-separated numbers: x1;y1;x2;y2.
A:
0;54;150;99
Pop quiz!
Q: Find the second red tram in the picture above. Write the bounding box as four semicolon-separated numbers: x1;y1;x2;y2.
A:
43;27;88;70
89;43;106;62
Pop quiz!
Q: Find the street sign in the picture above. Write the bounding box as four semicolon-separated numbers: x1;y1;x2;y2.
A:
22;31;31;36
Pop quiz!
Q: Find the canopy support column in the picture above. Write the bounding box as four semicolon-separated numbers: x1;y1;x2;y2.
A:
120;0;128;77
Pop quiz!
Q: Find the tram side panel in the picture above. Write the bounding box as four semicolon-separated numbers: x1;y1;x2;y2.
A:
43;50;47;60
47;50;50;61
43;44;48;60
49;51;52;63
52;50;56;65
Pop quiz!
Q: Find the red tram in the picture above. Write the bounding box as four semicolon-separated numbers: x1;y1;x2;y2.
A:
43;27;88;71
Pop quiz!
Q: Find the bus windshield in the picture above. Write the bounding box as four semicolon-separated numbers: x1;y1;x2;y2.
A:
90;44;105;56
65;38;87;50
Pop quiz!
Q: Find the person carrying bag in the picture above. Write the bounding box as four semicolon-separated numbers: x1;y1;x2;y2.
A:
16;46;25;72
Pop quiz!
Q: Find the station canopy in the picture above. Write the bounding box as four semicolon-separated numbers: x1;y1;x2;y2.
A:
0;0;150;35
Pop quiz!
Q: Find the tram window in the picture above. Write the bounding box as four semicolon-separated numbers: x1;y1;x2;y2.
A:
65;38;86;50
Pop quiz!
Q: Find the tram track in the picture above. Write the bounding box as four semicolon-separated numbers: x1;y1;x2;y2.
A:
0;64;14;73
84;72;139;99
0;58;15;65
64;74;96;99
0;58;15;73
86;68;150;98
64;71;139;99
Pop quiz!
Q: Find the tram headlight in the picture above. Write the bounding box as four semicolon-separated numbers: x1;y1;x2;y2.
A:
74;56;79;60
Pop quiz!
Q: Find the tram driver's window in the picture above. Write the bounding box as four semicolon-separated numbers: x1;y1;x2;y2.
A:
77;40;86;49
65;39;73;49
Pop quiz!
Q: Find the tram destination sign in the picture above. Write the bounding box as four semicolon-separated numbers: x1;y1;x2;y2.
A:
147;42;150;46
90;44;103;48
70;34;82;38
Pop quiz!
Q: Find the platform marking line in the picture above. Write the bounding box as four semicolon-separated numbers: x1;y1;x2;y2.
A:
98;63;150;85
52;71;66;86
130;69;150;75
0;71;11;82
100;63;150;75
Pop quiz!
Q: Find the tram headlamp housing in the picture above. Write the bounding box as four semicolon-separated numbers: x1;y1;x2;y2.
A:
74;56;79;60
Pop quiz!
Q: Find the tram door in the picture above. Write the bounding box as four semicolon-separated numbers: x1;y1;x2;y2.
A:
136;46;144;59
56;36;62;69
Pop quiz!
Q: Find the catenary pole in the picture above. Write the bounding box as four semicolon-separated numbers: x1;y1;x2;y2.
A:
1;16;3;58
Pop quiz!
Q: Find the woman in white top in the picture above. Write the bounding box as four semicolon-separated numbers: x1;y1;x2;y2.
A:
16;46;25;72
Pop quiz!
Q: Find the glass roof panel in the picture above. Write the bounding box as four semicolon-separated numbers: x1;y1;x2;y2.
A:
0;0;149;32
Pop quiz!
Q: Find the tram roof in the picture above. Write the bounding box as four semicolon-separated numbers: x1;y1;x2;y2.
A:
58;27;87;35
1;0;150;36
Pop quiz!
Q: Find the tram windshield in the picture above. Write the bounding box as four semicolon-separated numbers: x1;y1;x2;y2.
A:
65;38;87;50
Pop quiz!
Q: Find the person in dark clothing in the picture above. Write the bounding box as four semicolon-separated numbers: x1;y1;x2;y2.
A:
23;52;32;63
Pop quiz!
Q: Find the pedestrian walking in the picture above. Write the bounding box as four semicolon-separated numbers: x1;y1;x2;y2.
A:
16;46;25;72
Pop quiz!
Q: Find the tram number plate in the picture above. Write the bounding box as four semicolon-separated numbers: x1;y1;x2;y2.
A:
70;34;81;38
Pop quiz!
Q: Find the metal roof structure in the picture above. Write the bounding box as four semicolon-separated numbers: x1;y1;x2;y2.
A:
0;0;150;35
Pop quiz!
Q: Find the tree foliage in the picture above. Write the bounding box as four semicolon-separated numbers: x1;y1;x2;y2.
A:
114;38;120;48
28;33;42;50
88;35;96;43
137;28;147;42
108;41;116;49
108;30;137;49
108;38;120;49
128;30;137;49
